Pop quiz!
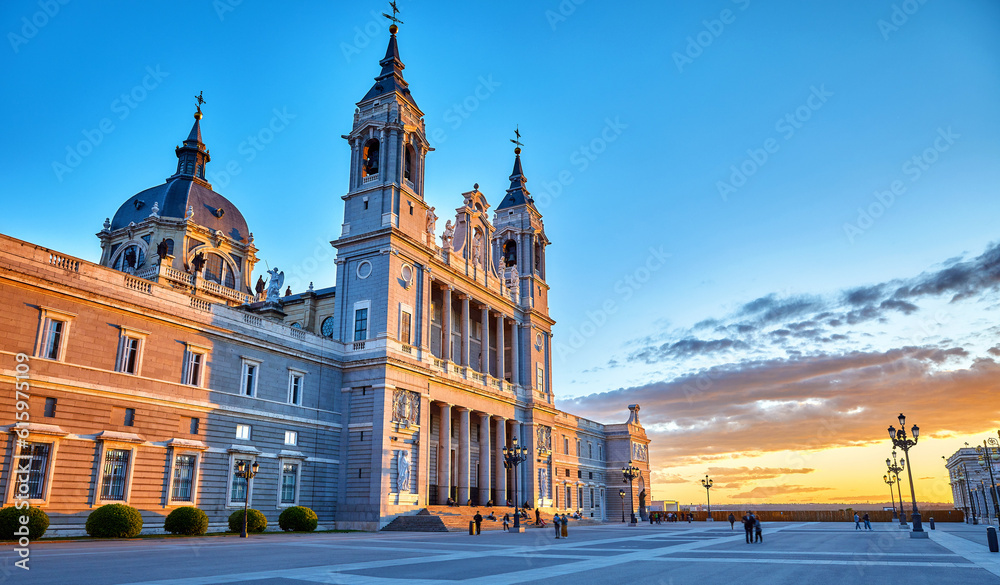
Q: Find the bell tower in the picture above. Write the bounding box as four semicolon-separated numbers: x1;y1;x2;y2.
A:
340;20;432;241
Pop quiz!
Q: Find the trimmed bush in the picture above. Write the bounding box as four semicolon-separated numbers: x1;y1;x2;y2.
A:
278;506;318;532
86;504;144;538
0;506;50;540
164;506;209;536
228;508;267;533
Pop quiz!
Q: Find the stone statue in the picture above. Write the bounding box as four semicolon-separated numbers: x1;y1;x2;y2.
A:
538;468;549;500
392;389;419;426
473;232;483;265
425;207;437;234
509;265;518;288
441;220;455;248
254;275;266;298
156;238;169;260
185;206;194;220
285;286;292;296
265;267;284;303
396;450;410;493
190;251;205;274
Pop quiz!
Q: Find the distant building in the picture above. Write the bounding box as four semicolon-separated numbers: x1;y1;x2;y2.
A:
943;446;999;524
0;24;651;534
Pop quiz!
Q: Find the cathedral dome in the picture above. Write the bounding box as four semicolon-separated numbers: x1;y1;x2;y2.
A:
111;179;250;243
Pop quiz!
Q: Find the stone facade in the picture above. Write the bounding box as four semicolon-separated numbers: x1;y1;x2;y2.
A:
943;446;1000;524
0;25;651;535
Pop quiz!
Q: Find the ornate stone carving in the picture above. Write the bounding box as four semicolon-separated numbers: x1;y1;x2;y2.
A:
632;442;648;462
536;425;552;452
392;389;420;427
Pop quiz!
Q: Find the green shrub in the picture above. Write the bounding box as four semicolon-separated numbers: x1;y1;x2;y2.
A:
228;508;267;533
86;504;144;538
278;506;318;532
164;506;209;536
0;506;50;540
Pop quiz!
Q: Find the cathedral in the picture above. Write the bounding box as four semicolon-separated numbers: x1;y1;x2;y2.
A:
0;22;650;533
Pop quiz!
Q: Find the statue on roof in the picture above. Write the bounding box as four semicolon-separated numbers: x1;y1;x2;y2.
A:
425;207;437;234
265;267;284;304
441;220;455;248
254;275;266;299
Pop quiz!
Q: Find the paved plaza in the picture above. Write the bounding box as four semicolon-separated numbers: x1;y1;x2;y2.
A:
3;522;999;585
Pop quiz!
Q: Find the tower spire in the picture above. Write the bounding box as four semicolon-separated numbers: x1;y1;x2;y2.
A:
497;127;533;210
169;92;211;185
359;2;417;108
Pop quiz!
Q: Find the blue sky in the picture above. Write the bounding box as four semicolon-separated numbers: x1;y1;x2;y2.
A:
3;0;1000;504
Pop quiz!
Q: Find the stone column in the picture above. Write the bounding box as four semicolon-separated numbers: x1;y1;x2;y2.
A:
437;402;451;504
496;314;505;381
443;286;452;362
423;275;433;351
511;322;520;386
511;421;522;507
461;295;470;367
418;393;431;505
478;412;492;506
480;305;490;374
494;417;507;505
457;407;471;505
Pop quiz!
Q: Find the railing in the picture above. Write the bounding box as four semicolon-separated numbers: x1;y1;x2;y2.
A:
489;377;502;390
433;358;444;369
164;266;195;286
134;265;158;280
503;381;514;394
471;371;484;384
49;253;79;272
352;341;366;351
362;174;379;184
123;274;152;295
243;314;262;327
189;297;212;312
401;344;413;354
202;279;253;304
290;328;306;340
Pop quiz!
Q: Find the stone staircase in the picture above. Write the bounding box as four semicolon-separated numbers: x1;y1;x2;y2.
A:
381;506;605;533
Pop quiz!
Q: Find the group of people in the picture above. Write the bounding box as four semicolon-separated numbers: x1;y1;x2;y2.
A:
650;512;693;523
729;512;763;543
854;512;873;530
552;513;570;539
471;509;571;535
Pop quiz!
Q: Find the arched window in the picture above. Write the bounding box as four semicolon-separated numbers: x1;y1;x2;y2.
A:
403;144;415;182
534;242;542;274
321;316;335;338
502;240;517;266
201;252;237;288
362;139;380;177
113;244;145;273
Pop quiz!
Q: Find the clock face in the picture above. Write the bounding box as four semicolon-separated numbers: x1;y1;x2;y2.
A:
321;316;335;338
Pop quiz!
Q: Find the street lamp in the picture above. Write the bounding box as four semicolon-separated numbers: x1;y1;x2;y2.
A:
701;475;714;519
888;413;924;536
502;437;528;532
883;473;897;521
619;489;626;523
886;451;905;525
234;460;260;538
622;460;640;525
975;437;999;525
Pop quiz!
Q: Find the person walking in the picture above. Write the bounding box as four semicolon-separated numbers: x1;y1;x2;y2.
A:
729;513;736;530
473;511;483;535
502;513;510;532
863;513;872;530
742;513;754;544
554;513;562;539
854;513;861;530
535;508;541;526
754;517;763;543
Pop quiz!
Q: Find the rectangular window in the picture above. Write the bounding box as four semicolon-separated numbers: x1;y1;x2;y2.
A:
599;445;603;460
184;350;205;386
190;417;200;435
43;397;57;418
536;364;544;390
236;424;251;440
588;443;593;459
230;458;250;503
579;487;584;509
284;431;297;446
576;440;581;456
564;437;569;455
590;487;596;508
566;486;572;508
288;372;303;405
400;311;412;344
124;408;135;427
116;331;146;375
42;319;65;360
354;308;369;341
171;454;196;501
19;442;50;499
241;360;259;397
280;462;299;504
101;449;130;501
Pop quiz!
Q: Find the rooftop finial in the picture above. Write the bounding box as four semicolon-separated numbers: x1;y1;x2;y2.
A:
383;1;403;35
510;125;523;155
194;90;206;120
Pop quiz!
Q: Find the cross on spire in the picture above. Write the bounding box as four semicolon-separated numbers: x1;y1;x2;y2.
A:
194;90;206;112
510;125;523;150
382;1;404;26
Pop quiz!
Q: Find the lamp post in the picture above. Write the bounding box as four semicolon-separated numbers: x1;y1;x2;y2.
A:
234;460;260;538
975;437;999;526
883;473;897;520
502;437;528;532
886;451;905;524
701;475;714;520
622;460;640;525
888;413;924;536
619;489;626;523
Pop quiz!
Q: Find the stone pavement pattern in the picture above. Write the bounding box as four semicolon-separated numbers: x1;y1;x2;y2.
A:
4;522;999;584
